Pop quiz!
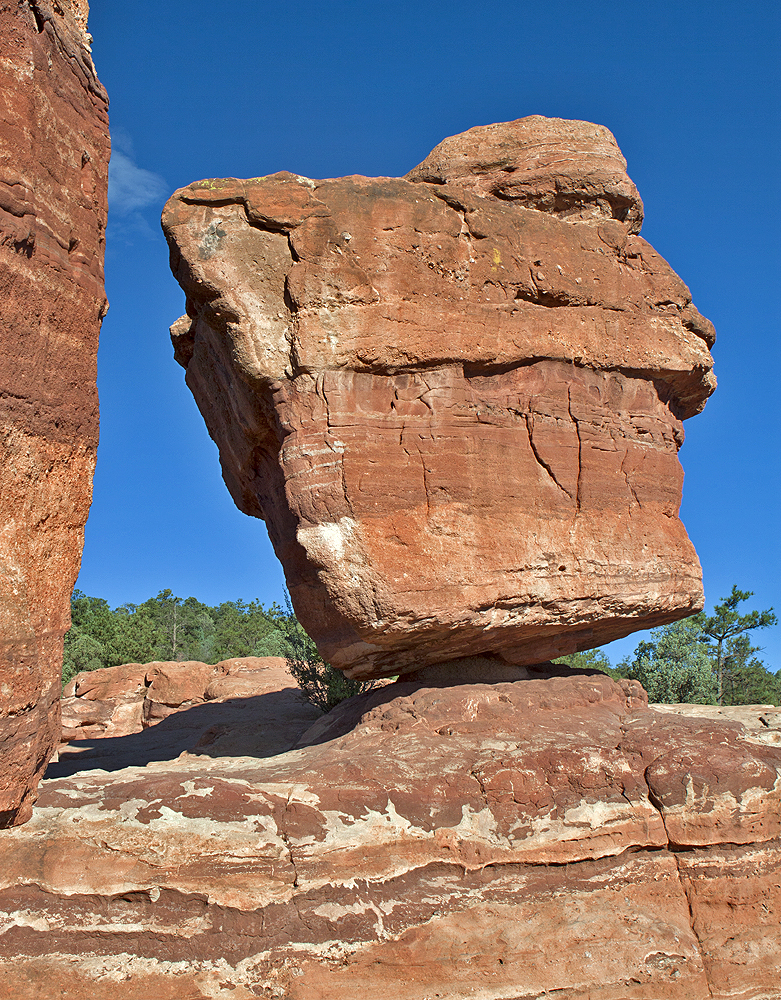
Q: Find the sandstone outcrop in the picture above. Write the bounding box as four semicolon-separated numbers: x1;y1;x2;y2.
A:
163;116;716;679
57;657;321;767
1;672;778;998
0;0;109;825
651;701;781;747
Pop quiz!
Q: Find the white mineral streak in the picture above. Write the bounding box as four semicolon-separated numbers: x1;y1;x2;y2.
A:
659;770;781;844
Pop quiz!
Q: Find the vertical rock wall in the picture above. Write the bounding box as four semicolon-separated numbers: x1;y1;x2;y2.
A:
0;0;109;826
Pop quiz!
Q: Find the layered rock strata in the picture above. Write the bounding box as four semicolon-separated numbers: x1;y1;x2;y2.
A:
0;0;109;825
0;674;778;998
163;116;716;678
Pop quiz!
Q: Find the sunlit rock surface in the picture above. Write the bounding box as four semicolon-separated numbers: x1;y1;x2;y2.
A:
56;657;321;767
162;116;716;679
0;672;778;998
0;0;109;826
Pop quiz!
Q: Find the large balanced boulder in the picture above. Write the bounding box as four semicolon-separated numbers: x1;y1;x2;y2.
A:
0;0;109;825
0;672;778;998
162;116;716;679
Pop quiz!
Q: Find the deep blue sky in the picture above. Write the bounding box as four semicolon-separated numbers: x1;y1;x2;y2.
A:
79;0;780;666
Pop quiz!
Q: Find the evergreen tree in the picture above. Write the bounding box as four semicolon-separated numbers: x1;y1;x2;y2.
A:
211;599;292;661
62;632;104;685
700;587;776;704
107;603;160;665
62;588;296;684
720;632;781;705
554;648;612;672
619;616;715;704
278;594;377;711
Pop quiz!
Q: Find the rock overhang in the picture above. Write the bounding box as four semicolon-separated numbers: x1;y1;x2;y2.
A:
162;116;716;679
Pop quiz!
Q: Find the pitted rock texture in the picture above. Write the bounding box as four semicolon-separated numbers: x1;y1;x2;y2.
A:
0;0;109;825
0;674;779;998
163;117;716;679
405;114;646;231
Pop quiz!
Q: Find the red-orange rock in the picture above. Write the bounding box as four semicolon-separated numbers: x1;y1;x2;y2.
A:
405;114;645;230
0;674;778;997
162;117;716;679
0;0;109;826
56;657;321;764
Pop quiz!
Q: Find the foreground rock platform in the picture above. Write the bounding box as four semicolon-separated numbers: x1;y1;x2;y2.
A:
163;116;716;679
0;0;109;825
1;672;778;998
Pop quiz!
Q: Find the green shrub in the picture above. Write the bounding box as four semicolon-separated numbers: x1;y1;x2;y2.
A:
280;601;376;712
62;631;104;686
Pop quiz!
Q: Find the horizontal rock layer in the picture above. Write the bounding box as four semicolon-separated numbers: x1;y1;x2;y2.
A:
162;117;716;677
0;0;109;825
1;673;778;997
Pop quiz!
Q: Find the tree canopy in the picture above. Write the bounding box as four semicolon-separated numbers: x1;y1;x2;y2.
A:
700;586;777;704
63;589;296;684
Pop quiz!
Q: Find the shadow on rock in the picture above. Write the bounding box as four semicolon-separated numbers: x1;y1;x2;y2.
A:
46;687;322;779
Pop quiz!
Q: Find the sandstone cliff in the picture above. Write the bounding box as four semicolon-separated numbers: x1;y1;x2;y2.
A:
1;669;778;998
0;0;109;826
163;117;716;679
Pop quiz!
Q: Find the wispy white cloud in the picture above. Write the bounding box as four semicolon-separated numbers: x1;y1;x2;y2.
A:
108;150;168;216
111;126;135;157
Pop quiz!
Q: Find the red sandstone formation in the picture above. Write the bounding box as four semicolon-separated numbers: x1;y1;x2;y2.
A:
0;0;109;826
1;673;778;998
0;0;109;830
163;116;716;679
59;656;317;743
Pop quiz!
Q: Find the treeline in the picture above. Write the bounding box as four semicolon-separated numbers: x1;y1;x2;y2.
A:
65;585;779;706
64;589;300;684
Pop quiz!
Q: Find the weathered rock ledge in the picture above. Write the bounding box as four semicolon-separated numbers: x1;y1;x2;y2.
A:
1;671;778;998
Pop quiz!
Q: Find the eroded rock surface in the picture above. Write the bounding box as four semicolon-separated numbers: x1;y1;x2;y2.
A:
0;673;778;998
163;116;716;678
55;657;321;773
651;701;781;747
0;0;109;825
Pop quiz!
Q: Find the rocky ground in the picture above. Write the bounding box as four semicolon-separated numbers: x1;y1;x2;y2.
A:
1;660;779;998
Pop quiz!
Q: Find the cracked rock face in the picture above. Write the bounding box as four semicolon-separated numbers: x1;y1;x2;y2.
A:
1;674;778;998
0;0;109;825
162;116;716;678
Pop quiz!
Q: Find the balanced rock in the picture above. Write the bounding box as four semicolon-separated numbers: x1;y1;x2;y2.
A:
162;117;716;678
0;0;109;825
1;673;778;998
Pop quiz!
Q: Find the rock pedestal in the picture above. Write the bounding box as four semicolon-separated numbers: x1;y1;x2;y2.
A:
0;673;778;998
0;0;109;825
163;116;716;679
